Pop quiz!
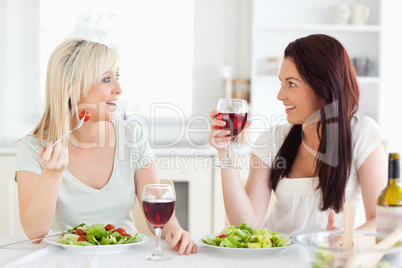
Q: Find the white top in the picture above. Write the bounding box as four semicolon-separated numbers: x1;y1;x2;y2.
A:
15;120;155;235
251;114;385;235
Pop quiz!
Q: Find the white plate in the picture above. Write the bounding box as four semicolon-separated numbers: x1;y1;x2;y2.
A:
200;233;294;256
45;233;148;252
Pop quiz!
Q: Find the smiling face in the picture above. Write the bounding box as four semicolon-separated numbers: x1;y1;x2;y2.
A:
277;57;320;125
78;67;122;122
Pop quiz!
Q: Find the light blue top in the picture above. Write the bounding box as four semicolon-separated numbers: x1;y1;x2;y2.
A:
15;120;155;234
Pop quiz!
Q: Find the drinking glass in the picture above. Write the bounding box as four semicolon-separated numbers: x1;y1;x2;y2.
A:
142;184;176;261
215;98;248;168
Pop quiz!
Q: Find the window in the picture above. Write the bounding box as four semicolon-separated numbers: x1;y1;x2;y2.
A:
40;0;193;116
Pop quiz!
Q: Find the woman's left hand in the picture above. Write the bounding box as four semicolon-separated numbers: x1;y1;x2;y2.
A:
326;209;342;230
165;227;197;255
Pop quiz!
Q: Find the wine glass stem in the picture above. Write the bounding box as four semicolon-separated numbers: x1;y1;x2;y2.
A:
153;227;163;256
226;140;232;164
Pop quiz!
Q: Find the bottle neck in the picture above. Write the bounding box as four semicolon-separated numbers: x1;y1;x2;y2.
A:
389;160;400;180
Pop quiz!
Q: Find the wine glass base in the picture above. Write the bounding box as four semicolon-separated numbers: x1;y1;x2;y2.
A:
145;253;172;261
213;163;241;169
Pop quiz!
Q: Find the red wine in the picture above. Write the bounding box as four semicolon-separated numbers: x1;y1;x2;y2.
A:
142;200;175;228
217;112;248;138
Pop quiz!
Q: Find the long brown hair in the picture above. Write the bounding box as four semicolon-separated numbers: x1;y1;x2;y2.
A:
270;34;360;212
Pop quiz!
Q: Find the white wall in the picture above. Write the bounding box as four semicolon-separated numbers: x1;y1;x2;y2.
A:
0;0;4;143
3;0;399;152
0;0;251;147
379;0;402;153
192;0;250;116
149;0;250;147
0;0;41;145
132;0;251;147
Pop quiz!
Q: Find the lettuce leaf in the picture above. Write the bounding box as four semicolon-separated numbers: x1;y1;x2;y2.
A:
65;223;86;234
86;225;110;245
59;233;92;246
202;236;218;246
59;233;79;244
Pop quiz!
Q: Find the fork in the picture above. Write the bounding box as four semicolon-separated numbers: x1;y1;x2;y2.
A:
0;231;74;248
51;110;87;147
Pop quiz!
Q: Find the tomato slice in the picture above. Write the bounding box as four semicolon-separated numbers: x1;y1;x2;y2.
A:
79;110;91;122
74;228;85;236
105;224;115;231
78;235;87;242
113;228;126;236
218;234;227;238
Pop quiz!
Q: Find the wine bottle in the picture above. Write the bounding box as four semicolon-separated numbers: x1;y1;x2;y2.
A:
376;153;402;235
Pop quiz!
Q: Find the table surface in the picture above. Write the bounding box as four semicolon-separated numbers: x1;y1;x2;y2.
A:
0;235;304;268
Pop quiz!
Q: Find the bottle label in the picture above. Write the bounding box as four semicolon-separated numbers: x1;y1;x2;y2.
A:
376;205;402;234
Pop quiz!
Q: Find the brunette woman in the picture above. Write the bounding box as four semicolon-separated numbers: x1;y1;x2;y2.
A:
209;34;387;235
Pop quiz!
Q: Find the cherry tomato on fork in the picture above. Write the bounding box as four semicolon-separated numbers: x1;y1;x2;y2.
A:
79;110;91;122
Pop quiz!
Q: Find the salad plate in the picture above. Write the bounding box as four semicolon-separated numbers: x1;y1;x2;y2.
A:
200;233;294;256
45;233;148;253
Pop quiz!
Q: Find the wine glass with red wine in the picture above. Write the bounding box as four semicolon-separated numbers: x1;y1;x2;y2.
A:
215;98;248;168
142;184;176;261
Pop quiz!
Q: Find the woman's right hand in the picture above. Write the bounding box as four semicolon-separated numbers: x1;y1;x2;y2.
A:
38;141;69;174
208;109;232;152
208;109;251;152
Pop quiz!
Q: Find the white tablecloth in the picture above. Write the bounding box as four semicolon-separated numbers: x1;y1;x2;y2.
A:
0;236;304;268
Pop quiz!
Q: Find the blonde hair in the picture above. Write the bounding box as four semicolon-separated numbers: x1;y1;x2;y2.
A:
30;39;119;146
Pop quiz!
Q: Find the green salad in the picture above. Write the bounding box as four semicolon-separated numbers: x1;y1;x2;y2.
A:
202;222;292;248
59;223;142;246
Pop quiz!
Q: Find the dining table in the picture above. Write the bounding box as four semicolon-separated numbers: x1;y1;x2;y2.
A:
0;235;304;268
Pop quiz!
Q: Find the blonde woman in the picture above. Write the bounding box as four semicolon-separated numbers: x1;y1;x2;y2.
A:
15;39;196;255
